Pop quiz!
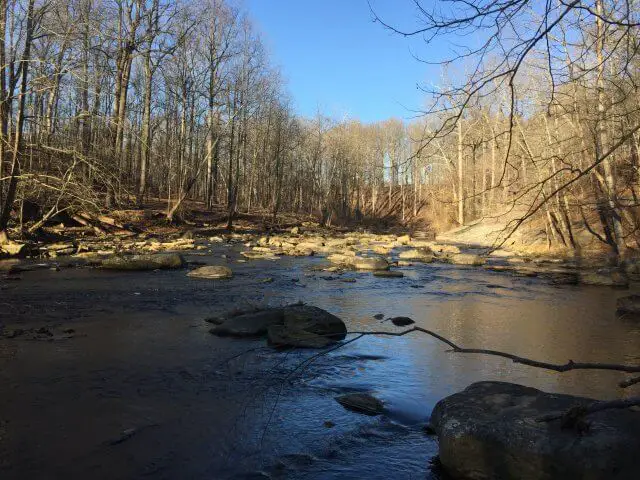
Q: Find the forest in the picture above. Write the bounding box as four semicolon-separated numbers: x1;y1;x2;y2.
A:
0;0;638;260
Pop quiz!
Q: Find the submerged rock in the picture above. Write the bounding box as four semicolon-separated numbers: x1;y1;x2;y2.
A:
101;253;184;271
616;294;640;315
431;381;640;480
0;259;21;272
336;393;384;416
187;265;232;279
547;271;580;285
580;269;629;287
373;270;404;278
390;316;414;327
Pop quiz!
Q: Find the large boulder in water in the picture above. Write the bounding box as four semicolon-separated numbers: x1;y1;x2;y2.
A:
373;270;404;278
285;305;346;339
431;381;640;480
210;308;284;337
212;305;347;348
268;305;347;348
101;253;184;270
616;294;640;316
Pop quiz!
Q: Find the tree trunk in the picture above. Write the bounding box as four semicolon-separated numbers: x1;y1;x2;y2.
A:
0;0;35;232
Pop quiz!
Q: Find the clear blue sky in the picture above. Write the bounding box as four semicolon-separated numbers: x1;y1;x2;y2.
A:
246;0;441;123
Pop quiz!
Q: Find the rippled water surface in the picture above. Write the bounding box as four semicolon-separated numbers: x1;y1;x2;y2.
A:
1;247;639;479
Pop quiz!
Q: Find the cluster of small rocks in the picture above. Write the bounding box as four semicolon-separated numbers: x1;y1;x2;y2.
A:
4;224;640;293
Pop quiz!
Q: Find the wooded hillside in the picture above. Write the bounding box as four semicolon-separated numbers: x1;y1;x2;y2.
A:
0;0;639;259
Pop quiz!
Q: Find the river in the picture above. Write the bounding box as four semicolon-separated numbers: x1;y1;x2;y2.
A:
1;245;639;479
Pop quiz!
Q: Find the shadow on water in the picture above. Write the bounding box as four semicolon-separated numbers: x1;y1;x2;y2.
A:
1;247;639;479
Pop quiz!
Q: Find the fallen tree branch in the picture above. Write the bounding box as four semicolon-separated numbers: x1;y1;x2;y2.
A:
620;376;640;388
71;213;107;236
236;317;640;441
347;327;640;375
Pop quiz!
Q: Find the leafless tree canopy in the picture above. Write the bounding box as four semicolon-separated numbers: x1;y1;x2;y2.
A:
0;0;436;237
1;0;640;258
370;0;640;256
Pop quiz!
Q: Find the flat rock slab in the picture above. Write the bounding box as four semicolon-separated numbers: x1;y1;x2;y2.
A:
443;253;486;266
373;270;404;278
101;253;184;271
398;248;434;262
431;381;640;480
336;393;384;416
187;265;233;279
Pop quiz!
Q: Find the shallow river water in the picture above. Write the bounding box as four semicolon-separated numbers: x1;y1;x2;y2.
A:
1;246;639;479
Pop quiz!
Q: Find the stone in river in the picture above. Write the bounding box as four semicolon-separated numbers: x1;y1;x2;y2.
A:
431;381;640;480
101;253;184;271
187;265;232;279
352;255;389;271
336;393;385;416
390;316;414;327
373;270;404;278
443;253;486;266
211;305;347;349
616;294;640;316
210;308;284;337
398;248;434;263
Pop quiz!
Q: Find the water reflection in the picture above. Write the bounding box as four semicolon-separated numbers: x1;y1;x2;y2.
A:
0;252;638;479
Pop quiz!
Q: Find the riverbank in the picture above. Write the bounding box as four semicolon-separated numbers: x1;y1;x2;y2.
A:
1;220;636;291
2;201;636;287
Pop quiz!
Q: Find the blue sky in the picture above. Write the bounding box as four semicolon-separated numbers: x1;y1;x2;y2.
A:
246;0;442;123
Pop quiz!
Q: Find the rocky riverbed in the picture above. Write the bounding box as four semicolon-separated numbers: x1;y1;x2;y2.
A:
1;237;639;479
